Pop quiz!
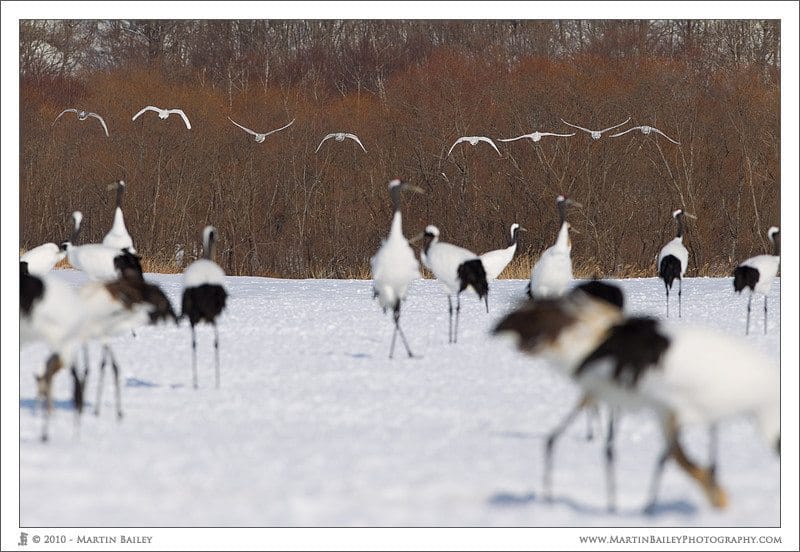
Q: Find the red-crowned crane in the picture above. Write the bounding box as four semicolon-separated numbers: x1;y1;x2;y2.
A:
421;226;488;344
733;226;780;335
182;226;228;389
370;179;424;358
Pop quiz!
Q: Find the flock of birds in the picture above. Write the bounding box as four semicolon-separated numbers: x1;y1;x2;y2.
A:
369;176;779;512
52;105;680;157
24;110;780;514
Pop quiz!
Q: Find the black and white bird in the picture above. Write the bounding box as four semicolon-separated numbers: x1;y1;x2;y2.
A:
499;131;575;143
561;117;631;140
610;124;680;144
21;261;85;441
446;135;501;157
181;226;228;389
65;211;143;282
228;117;295;143
733;226;780;335
102;180;135;253
480;223;525;280
52;108;109;137
528;196;581;299
79;266;177;420
20;242;67;275
420;226;488;344
132;105;192;129
495;281;779;512
370;179;424;358
657;209;695;318
315;132;367;153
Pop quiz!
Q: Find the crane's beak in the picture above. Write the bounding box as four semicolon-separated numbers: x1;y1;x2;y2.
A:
519;226;528;232
567;200;584;209
405;184;425;194
683;212;698;219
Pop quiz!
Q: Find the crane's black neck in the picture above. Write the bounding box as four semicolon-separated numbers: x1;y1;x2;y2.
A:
116;183;124;209
390;184;403;214
71;219;82;245
204;232;216;261
422;233;435;255
772;232;780;256
675;212;684;238
557;199;568;227
508;226;520;247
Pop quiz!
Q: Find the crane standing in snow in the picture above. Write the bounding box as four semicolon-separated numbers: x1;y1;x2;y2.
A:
370;179;424;358
182;226;228;389
102;180;135;253
733;226;780;335
657;209;695;318
528;196;581;300
421;226;488;344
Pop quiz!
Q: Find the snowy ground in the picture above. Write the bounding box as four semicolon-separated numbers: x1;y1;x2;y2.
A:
19;272;781;527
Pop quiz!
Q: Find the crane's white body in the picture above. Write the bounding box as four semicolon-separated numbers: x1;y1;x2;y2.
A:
371;212;421;311
21;273;84;362
422;239;480;295
530;223;573;299
480;224;519;280
657;237;688;277
573;322;779;449
21;243;66;275
102;208;135;253
66;243;129;282
184;259;226;287
737;254;780;295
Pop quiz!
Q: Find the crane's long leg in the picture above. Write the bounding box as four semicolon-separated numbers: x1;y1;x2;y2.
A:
447;295;453;344
71;364;87;439
191;324;198;389
746;294;752;335
644;413;728;513
544;395;591;501
389;323;398;359
605;410;617;512
665;283;670;319
213;322;220;389
678;278;683;318
109;348;123;419
454;293;461;344
394;304;413;358
94;345;108;416
764;295;768;335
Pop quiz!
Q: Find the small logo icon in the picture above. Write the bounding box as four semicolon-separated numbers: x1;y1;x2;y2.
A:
18;532;28;546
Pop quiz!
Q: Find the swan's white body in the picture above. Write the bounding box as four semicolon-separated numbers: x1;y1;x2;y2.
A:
315;132;367;153
446;136;501;157
132;106;192;129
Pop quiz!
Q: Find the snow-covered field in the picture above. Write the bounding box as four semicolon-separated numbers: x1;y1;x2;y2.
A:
18;272;781;527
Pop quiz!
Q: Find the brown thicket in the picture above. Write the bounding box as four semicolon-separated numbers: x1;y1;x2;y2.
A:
20;20;780;278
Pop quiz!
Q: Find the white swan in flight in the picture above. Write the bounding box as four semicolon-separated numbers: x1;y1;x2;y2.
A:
315;132;367;153
499;131;575;143
132;106;192;129
446;136;501;157
561;117;631;140
611;125;680;145
228;117;295;143
52;109;109;137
